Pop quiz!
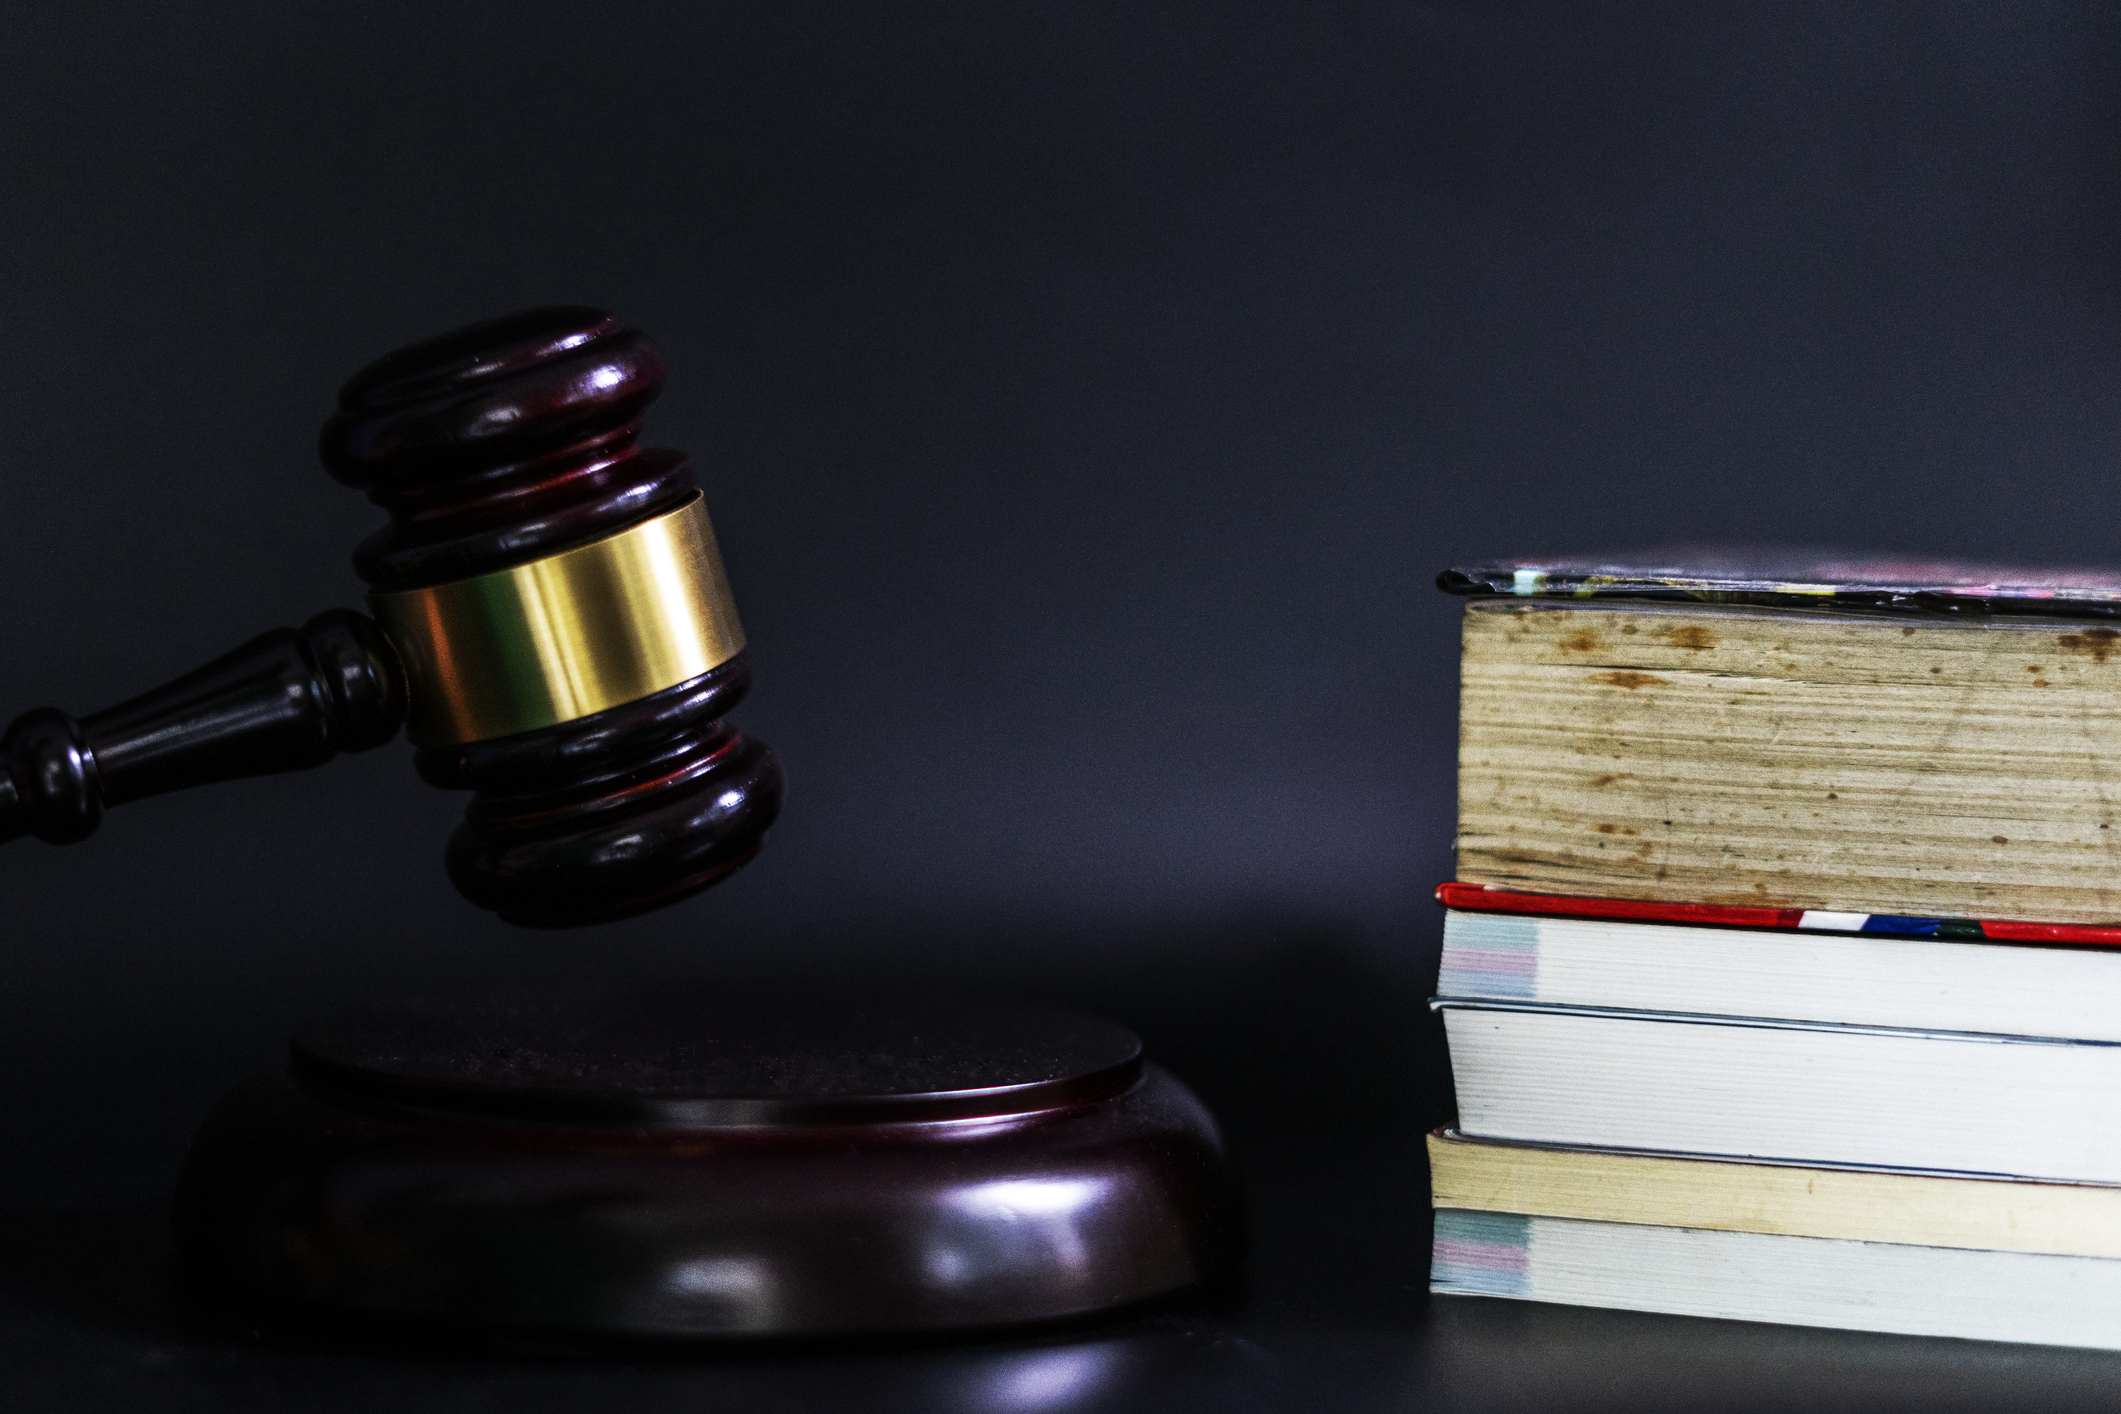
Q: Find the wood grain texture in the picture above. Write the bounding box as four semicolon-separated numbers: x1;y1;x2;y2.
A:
1457;598;2121;921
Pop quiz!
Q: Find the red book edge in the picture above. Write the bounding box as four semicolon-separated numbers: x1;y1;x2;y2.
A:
1432;882;2121;947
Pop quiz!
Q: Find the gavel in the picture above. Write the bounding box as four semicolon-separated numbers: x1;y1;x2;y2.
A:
0;307;782;926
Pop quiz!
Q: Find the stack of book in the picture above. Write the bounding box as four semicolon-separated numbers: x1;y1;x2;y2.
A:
1428;551;2121;1349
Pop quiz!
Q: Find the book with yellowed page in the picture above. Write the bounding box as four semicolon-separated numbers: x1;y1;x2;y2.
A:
1428;1131;2121;1348
1442;549;2121;924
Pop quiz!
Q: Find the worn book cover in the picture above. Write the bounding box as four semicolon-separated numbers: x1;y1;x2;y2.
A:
1441;547;2121;618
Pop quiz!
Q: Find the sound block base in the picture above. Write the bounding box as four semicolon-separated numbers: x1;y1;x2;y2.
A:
171;988;1245;1339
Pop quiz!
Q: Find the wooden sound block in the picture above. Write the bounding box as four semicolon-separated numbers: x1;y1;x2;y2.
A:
171;987;1246;1338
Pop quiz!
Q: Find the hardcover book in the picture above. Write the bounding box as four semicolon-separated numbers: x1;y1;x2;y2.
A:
1443;549;2121;922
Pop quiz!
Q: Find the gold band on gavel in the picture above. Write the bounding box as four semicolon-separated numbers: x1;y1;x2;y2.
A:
369;494;747;747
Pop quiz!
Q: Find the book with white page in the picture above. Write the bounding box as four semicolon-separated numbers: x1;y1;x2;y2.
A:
1440;907;2121;1040
1440;1000;2121;1183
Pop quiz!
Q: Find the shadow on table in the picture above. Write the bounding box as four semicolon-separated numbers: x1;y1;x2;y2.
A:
0;1206;1315;1412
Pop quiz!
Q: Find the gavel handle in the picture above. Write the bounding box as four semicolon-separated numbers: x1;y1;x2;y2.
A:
0;611;408;845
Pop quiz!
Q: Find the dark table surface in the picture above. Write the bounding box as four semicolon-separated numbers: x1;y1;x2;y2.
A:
8;924;2121;1413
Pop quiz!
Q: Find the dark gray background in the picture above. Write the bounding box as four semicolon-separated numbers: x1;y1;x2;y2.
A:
3;4;2120;1407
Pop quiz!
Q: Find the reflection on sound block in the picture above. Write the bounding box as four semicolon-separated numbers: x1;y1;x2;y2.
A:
172;986;1246;1338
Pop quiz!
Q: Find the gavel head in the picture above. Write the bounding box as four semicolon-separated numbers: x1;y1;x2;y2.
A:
322;307;782;927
